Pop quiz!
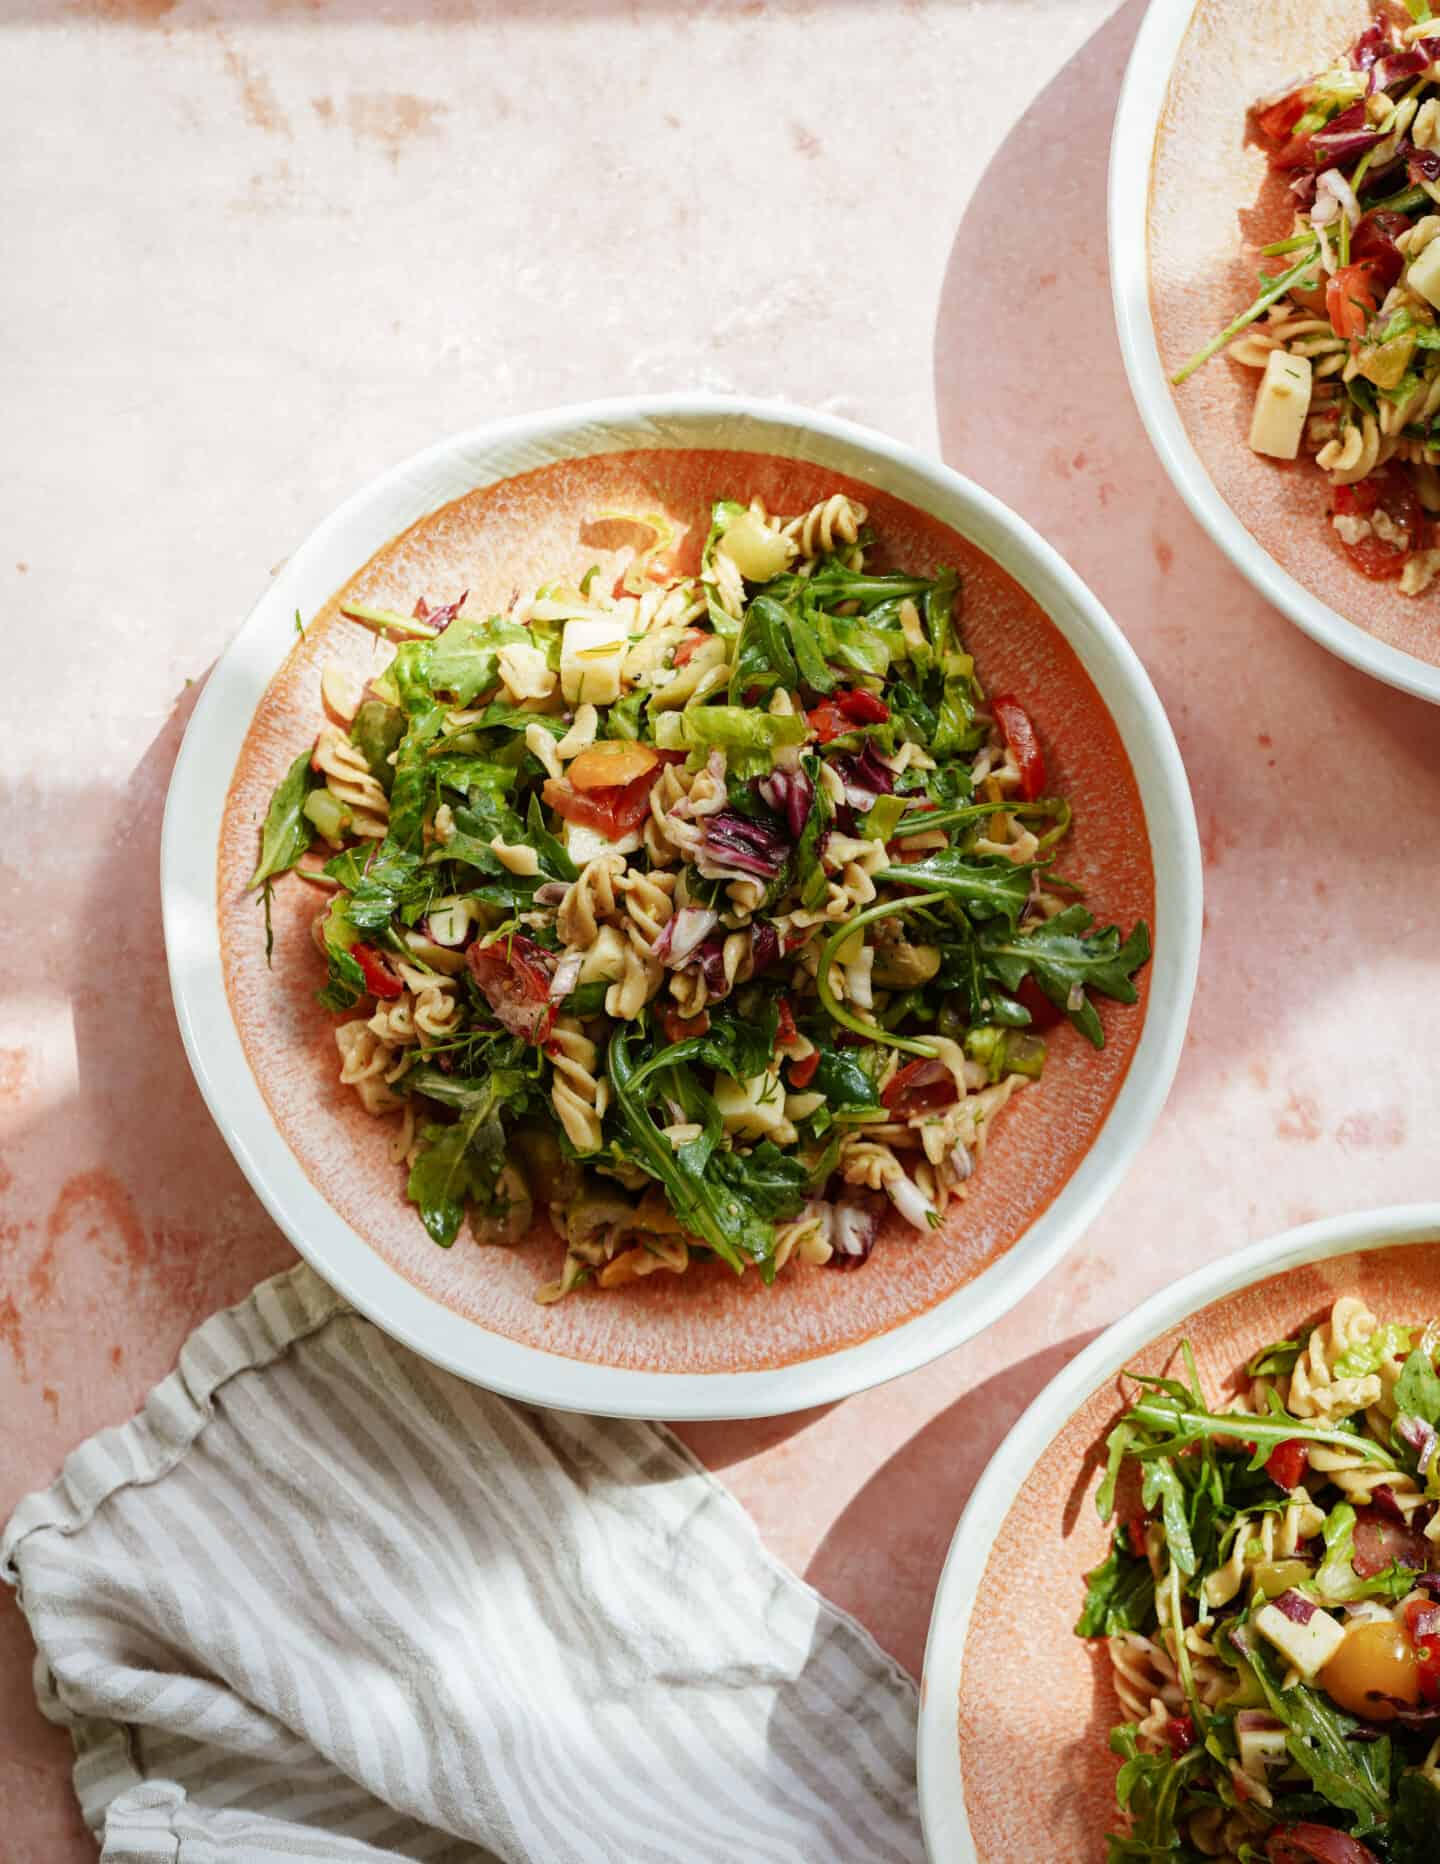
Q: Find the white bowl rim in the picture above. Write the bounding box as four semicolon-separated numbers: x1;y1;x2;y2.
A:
1108;0;1440;709
161;390;1202;1421
917;1201;1440;1861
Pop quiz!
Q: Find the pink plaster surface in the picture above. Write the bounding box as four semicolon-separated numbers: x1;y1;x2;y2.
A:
4;4;1440;1860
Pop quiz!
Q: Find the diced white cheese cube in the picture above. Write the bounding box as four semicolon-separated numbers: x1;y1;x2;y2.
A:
1248;350;1313;460
1236;1722;1289;1779
561;614;627;706
563;821;642;867
1253;1600;1345;1680
1409;235;1440;312
714;1071;787;1140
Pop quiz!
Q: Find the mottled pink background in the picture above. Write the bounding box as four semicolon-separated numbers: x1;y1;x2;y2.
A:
5;3;1440;1859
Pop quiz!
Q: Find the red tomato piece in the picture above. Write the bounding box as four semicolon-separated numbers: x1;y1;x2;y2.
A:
880;1058;960;1118
835;688;890;726
1331;465;1422;580
466;934;556;1044
1266;1826;1381;1864
658;1004;710;1044
542;764;664;839
672;629;708;667
1404;1596;1440;1705
787;1049;820;1089
352;942;403;1001
1265;1438;1311;1493
775;997;798;1047
1254;86;1316;169
1326;263;1383;344
989;694;1046;801
1015;975;1064;1031
806;700;848;744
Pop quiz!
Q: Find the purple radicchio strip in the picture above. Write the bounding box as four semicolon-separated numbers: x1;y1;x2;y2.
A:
830;738;895;801
702;810;791;879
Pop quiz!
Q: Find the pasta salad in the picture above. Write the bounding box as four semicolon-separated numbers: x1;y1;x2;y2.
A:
1180;5;1440;593
1077;1297;1440;1862
249;491;1150;1303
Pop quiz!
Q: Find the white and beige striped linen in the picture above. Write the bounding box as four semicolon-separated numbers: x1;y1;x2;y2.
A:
1;1263;921;1863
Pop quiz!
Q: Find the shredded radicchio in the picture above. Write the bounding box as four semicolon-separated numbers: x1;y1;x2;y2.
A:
830;738;895;801
1271;1588;1317;1626
703;810;791;879
416;591;468;632
1372;46;1435;96
1369;1483;1409;1527
1408;139;1440;184
757;766;814;843
747;922;781;977
1311;100;1383;167
1351;22;1388;72
1396;1412;1438;1469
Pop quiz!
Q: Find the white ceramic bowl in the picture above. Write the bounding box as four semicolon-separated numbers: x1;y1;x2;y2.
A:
162;393;1201;1419
1110;0;1440;707
918;1202;1440;1861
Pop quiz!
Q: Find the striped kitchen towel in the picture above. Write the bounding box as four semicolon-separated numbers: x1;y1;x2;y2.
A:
1;1263;921;1863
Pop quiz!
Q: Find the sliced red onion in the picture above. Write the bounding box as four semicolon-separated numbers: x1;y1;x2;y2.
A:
533;881;569;907
1396;1412;1437;1469
828;1196;881;1269
1272;1589;1317;1626
1235;1709;1285;1732
415;591;468;633
885;1171;936;1233
949;1140;973;1183
547;949;583;1001
1313;167;1361;228
667;906;719;966
1370;1483;1409;1526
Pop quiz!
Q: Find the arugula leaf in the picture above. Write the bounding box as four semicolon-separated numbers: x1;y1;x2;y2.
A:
1246;1334;1309;1380
427;615;531;706
1395;1344;1440;1429
346;706;446;930
404;1067;528;1247
604;691;647;739
1106;1727;1202;1859
316;898;367;1012
1394;1770;1440;1863
875;848;1035;929
688;1000;780;1083
804;1034;881;1112
525;791;578;883
1142;1456;1195;1576
248;748;316;890
1241;1640;1391;1831
606;1033;805;1276
1075;1533;1156;1638
794;752;833;909
728;594;799;704
1097;1420;1134;1521
350;699;406;796
785;605;836;694
981;905;1152;1048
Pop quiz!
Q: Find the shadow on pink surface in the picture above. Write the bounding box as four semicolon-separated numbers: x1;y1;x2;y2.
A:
932;0;1440;1148
801;1330;1101;1680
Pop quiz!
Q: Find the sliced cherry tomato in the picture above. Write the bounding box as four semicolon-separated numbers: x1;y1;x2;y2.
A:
542;764;663;839
989;694;1046;801
835;688;890;726
658;1004;710;1044
881;1057;960;1118
1254;86;1317;169
776;997;798;1047
672;629;708;667
1267;1826;1381;1864
1331;465;1423;580
1163;1715;1195;1756
466;934;555;1043
1326;262;1382;345
787;1049;820;1089
352;942;403;1001
1404;1596;1440;1705
1013;975;1064;1032
806;699;848;744
566;740;658;792
1265;1438;1310;1493
1351;210;1410;292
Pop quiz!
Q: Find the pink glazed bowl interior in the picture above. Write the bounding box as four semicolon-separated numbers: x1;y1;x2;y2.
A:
219;446;1154;1378
1151;0;1440;672
947;1232;1440;1860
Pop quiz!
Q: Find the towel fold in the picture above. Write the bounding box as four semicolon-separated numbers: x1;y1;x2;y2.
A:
2;1264;921;1863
